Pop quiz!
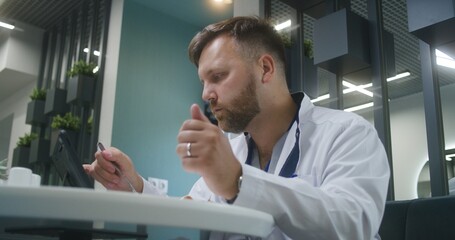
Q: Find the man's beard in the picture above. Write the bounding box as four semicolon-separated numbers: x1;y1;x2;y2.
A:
211;76;260;133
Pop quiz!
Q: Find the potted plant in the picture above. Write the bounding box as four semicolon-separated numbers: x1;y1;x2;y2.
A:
406;0;455;47
313;8;370;75
29;136;51;165
50;112;81;154
303;39;314;59
281;32;302;92
281;32;318;97
280;33;293;49
25;88;47;125
45;87;69;115
12;132;37;168
66;60;97;105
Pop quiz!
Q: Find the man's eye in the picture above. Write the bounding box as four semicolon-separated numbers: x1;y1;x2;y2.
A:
213;73;225;81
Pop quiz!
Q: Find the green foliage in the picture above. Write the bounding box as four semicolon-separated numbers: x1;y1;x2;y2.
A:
51;112;81;131
304;39;313;59
29;88;47;101
280;33;293;49
16;132;38;147
67;60;97;78
280;34;313;59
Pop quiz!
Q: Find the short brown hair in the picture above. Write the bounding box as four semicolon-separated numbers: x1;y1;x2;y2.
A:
188;16;286;69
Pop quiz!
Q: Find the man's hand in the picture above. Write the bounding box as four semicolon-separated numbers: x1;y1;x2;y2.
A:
176;104;242;200
83;147;143;192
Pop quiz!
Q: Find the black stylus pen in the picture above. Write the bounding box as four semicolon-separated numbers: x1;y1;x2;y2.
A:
97;142;137;193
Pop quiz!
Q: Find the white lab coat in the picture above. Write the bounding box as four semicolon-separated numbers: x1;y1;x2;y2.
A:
145;93;390;240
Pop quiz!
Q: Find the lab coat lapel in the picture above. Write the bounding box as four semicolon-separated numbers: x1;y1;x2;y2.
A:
273;122;299;176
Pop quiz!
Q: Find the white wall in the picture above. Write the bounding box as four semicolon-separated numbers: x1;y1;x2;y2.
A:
0;81;34;168
0;22;43;169
0;30;9;70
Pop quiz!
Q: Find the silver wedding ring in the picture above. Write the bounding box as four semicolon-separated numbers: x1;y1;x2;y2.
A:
186;142;192;157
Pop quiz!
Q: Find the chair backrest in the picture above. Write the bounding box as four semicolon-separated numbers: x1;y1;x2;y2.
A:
379;199;412;240
405;196;455;240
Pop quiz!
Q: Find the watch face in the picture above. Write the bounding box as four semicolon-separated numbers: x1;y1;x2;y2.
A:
204;102;218;125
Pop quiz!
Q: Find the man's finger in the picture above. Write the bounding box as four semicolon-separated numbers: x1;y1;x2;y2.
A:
82;164;92;175
191;104;210;122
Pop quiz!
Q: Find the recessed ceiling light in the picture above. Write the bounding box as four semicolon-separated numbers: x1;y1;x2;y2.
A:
0;20;14;30
387;71;411;81
275;19;291;31
213;0;232;4
344;102;374;112
83;48;100;56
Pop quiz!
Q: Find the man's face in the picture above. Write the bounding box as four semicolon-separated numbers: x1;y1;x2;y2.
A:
198;35;260;133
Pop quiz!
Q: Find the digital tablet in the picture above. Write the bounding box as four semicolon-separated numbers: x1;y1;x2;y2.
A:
52;130;94;188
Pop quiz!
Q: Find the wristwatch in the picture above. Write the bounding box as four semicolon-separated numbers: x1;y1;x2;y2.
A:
226;175;243;204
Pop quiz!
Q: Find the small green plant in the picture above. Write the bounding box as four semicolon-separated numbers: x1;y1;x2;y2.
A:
51;112;81;131
280;33;293;49
280;35;313;59
16;132;38;147
67;60;97;78
29;88;47;101
303;39;313;59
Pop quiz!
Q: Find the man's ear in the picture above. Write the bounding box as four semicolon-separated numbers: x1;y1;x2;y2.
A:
259;54;275;83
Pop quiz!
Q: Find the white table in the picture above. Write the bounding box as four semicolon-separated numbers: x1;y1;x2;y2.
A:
0;185;274;239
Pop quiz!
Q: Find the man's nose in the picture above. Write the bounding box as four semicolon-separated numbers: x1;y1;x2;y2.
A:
202;84;216;102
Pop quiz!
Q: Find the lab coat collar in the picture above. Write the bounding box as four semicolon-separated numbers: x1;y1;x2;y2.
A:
236;92;312;176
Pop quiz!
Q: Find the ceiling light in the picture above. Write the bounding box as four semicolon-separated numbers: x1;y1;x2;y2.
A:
310;94;329;103
446;153;455;160
0;20;14;30
436;49;453;59
213;0;232;4
83;48;100;56
275;19;291;31
311;71;411;104
436;49;455;69
387;71;410;81
342;81;373;97
344;102;374;112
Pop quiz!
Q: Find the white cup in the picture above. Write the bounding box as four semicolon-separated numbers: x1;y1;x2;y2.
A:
31;174;41;187
7;167;32;187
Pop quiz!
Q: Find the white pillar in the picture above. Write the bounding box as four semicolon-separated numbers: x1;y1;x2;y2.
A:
99;0;124;147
